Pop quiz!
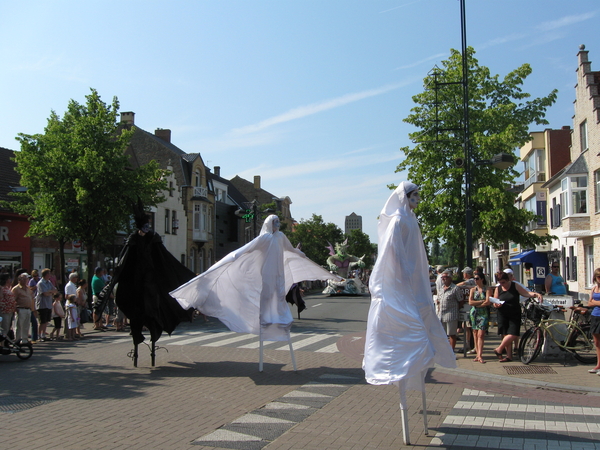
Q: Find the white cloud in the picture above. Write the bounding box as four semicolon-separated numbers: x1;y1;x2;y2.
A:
394;52;447;71
231;81;413;135
478;32;529;51
235;151;402;181
379;0;423;14
536;11;597;32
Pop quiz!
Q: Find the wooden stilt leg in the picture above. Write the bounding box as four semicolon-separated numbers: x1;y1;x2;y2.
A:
422;390;428;435
288;338;297;372
259;329;264;372
151;341;156;367
398;381;410;445
421;370;428;435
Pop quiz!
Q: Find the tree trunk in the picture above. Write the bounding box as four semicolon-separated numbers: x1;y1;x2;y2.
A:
58;239;66;293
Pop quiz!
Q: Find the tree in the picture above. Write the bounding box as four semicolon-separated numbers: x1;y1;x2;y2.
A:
11;88;168;287
396;47;557;267
285;214;343;267
345;228;375;269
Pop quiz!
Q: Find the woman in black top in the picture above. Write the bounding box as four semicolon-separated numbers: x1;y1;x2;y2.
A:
492;272;542;362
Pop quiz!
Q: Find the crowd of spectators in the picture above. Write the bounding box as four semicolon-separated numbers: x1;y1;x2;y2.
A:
0;265;125;345
433;264;544;363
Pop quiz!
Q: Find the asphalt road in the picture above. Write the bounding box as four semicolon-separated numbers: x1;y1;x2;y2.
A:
289;292;371;334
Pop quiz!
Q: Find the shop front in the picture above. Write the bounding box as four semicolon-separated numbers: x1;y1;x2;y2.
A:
0;214;31;273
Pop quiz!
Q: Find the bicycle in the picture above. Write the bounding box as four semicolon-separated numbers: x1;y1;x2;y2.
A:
0;317;33;360
518;299;596;365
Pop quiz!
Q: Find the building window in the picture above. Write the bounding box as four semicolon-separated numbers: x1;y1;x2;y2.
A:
550;197;561;229
560;176;588;216
190;247;196;273
169;181;174;197
571;176;587;214
215;188;226;202
194;204;201;230
595;170;600;213
172;210;178;235
580;120;588;152
202;204;208;231
523;149;546;188
164;209;170;234
585;244;594;287
568;246;577;281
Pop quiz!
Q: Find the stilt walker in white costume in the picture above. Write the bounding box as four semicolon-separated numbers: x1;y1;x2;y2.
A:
363;181;456;444
170;215;340;371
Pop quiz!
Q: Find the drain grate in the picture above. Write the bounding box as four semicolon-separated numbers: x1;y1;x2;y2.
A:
503;365;558;375
536;386;586;395
419;410;441;415
0;396;57;413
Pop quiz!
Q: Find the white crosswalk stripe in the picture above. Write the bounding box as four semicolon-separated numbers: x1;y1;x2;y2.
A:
158;330;341;353
103;329;342;353
427;388;600;449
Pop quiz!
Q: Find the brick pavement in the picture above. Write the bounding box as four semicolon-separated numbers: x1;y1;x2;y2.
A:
1;319;600;450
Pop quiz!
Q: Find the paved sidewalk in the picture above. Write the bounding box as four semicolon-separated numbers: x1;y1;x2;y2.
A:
1;320;599;450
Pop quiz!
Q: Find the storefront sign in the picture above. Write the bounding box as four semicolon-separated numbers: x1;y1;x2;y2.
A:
543;295;574;308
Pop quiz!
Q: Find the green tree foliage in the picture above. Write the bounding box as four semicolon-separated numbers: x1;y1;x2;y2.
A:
429;239;460;268
396;47;557;266
11;88;168;286
345;228;375;269
285;214;343;267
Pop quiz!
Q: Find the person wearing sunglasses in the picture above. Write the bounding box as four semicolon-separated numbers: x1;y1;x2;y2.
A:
492;272;543;362
544;262;567;295
467;272;490;363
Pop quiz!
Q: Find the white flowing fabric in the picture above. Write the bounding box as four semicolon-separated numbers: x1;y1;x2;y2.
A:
170;215;340;341
363;182;456;391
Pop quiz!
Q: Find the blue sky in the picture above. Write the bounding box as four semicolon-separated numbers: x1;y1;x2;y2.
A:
1;1;598;243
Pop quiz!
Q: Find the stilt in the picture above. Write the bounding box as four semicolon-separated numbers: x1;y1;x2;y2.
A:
398;381;410;445
259;329;264;372
151;341;156;367
133;343;138;368
288;339;297;372
421;370;429;435
421;389;429;435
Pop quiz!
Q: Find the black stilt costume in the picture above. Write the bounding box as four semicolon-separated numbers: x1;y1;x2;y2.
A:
98;201;195;366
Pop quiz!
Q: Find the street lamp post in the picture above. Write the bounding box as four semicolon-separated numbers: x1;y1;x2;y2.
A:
461;0;514;268
461;0;473;268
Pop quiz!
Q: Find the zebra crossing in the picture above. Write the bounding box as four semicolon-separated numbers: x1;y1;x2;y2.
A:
427;388;600;449
191;373;362;449
106;329;342;353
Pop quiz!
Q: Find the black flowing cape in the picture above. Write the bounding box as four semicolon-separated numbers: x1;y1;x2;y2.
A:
100;231;195;345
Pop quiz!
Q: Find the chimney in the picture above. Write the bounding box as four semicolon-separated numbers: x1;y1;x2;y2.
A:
214;166;221;177
254;175;261;190
155;128;171;143
121;111;135;125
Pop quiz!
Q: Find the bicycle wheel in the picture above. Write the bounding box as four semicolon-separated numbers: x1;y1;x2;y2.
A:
16;342;33;360
570;326;597;365
519;327;543;364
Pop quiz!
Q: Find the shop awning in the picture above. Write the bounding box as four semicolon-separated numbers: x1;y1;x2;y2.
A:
509;250;535;264
508;250;548;283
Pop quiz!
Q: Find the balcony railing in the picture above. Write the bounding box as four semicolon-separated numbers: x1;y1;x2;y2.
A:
524;172;546;189
193;229;209;242
193;186;208;198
